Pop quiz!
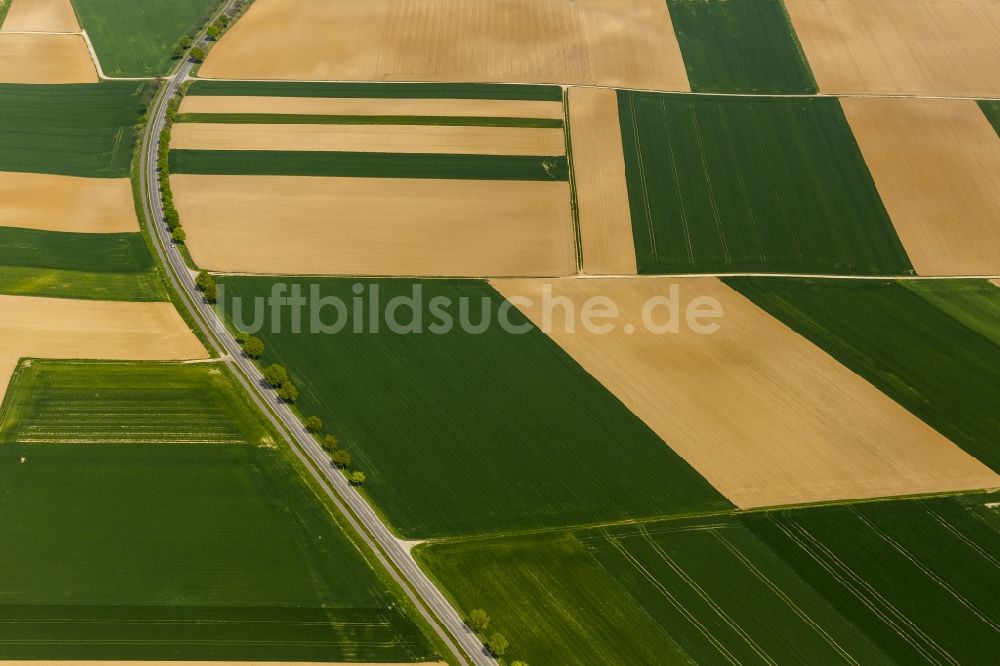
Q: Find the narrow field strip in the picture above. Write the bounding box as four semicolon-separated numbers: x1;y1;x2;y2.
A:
0;266;164;302
169;150;568;181
568;87;637;275
492;277;1000;508
173;175;574;277
179;94;565;119
176;113;562;128
0;0;79;32
0;33;97;83
186;80;565;101
169;123;566;157
842;98;1000;276
0;172;137;233
0;228;152;273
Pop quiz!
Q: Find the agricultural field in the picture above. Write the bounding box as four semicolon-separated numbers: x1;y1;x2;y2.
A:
1;0;79;32
0;227;162;301
72;0;222;77
618;91;912;275
185;80;566;101
0;171;136;233
727;278;1000;474
0;360;437;662
784;0;1000;97
216;277;731;538
842;98;1000;276
493;277;998;508
199;0;690;90
0;32;96;83
0;82;147;177
666;0;817;93
982;100;1000;136
418;494;1000;665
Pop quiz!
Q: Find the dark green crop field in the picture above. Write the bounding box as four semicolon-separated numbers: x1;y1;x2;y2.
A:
0;361;435;662
0;82;147;177
187;80;564;101
980;101;1000;136
667;0;817;93
176;113;563;128
904;279;1000;348
170;149;569;180
0;228;162;300
72;0;221;77
727;278;1000;472
419;495;1000;665
217;278;730;538
618;92;912;275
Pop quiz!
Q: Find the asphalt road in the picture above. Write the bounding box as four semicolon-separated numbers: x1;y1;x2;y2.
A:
138;25;493;666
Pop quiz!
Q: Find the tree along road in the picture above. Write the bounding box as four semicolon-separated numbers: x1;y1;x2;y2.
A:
138;35;493;666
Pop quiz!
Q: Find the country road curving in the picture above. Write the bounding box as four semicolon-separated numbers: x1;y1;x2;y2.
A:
136;10;493;665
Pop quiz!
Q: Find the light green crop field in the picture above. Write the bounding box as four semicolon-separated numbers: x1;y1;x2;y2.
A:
0;82;147;178
0;228;163;301
0;361;435;662
419;495;1000;665
186;80;565;101
72;0;221;77
169;149;569;181
726;278;1000;473
217;277;731;538
666;0;817;93
618;92;912;275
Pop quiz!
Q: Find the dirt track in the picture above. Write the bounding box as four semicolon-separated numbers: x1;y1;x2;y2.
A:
170;122;566;156
491;276;1000;508
843;98;1000;276
199;0;690;90
172;174;575;277
180;95;565;119
568;87;636;275
0;172;138;233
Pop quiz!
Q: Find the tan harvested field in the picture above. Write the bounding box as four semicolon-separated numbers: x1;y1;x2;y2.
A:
200;0;690;91
0;172;137;233
171;174;574;277
1;0;79;32
170;122;566;156
180;95;565;120
0;33;96;83
490;276;1000;508
785;0;1000;97
992;279;1000;288
842;98;1000;276
568;87;636;275
0;295;207;362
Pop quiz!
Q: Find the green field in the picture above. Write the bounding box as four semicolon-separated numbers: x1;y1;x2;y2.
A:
666;0;817;93
170;150;569;181
0;82;147;177
419;495;1000;665
186;80;564;101
176;113;563;128
0;228;162;300
0;361;435;662
981;100;1000;136
72;0;221;77
727;278;1000;473
618;92;912;275
217;278;730;538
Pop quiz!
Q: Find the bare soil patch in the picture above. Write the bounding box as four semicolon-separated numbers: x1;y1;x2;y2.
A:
180;95;565;119
0;295;207;362
0;33;97;83
843;98;1000;276
172;174;575;277
199;0;690;91
0;172;137;233
1;0;80;32
785;0;1000;96
491;276;1000;508
170;123;566;156
568;87;636;275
